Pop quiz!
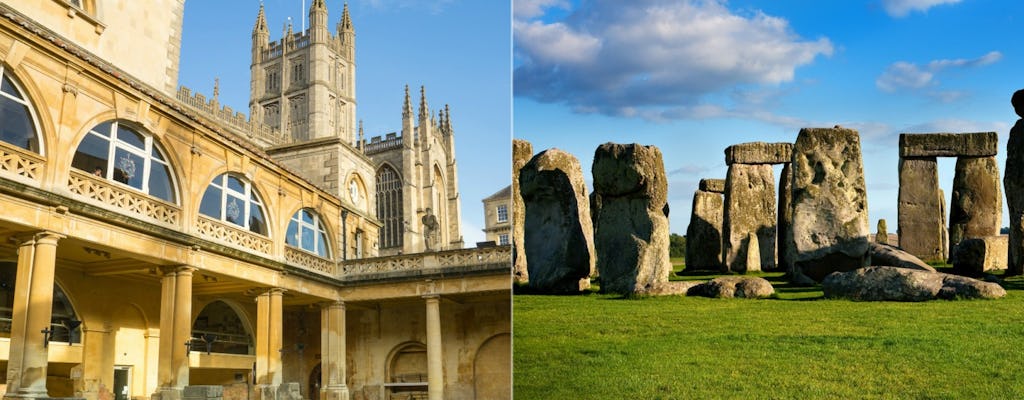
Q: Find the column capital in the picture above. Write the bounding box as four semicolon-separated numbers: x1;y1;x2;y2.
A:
159;265;197;277
33;231;65;245
422;294;440;301
319;300;345;309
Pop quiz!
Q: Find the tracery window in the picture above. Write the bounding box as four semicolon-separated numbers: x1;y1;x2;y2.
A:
71;121;176;202
0;67;41;153
287;209;331;258
199;173;269;235
376;165;403;249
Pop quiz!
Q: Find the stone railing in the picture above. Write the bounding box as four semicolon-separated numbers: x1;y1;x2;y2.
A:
67;170;180;226
284;246;337;276
342;245;510;277
175;86;287;147
0;141;44;182
363;134;403;155
196;216;273;255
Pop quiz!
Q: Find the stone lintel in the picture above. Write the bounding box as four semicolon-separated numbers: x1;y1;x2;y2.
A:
724;142;792;165
698;178;726;193
899;132;998;157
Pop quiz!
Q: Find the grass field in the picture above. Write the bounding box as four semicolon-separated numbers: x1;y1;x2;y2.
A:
513;260;1024;399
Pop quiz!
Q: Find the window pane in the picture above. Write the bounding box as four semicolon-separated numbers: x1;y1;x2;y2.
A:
199;187;222;218
317;230;330;257
71;134;110;175
0;76;20;99
152;146;165;161
113;148;144;189
301;226;315;252
286;220;299;247
226;175;245;193
225;195;245;226
90;121;113;137
148;162;175;202
249;203;267;235
116;125;145;149
301;210;313;224
0;98;35;151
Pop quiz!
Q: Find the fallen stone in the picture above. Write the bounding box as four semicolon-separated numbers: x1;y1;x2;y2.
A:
591;143;672;295
787;127;870;282
519;148;595;293
822;266;1006;301
868;242;936;272
723;163;776;273
897;157;945;262
949;156;1002;249
640;281;701;296
688;276;775;299
724;142;793;165
512;139;533;284
699;178;726;193
685;190;723;271
952;235;1008;274
899;132;998;157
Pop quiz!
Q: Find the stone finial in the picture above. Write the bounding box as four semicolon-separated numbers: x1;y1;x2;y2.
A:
444;104;453;133
402;85;412;119
340;2;354;31
419;86;428;121
253;3;268;34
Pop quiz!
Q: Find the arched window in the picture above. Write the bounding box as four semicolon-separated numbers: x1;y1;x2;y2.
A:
376;165;403;249
386;342;428;398
287;209;331;258
0;262;81;344
0;67;41;153
71;121;176;202
191;300;253;355
199;173;268;235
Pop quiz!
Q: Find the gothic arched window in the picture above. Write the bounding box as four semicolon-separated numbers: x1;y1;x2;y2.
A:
287;208;331;258
376;165;403;249
199;173;269;235
0;67;41;153
71;121;177;203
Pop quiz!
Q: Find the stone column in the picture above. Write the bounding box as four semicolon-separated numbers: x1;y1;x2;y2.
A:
897;157;945;262
949;156;1002;249
424;295;443;400
255;288;284;400
154;266;194;400
4;232;63;400
81;326;115;400
723;163;776;272
320;302;348;400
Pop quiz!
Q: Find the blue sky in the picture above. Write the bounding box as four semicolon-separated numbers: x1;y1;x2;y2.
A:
178;0;511;245
514;0;1018;236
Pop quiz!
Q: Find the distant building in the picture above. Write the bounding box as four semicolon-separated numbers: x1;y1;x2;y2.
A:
482;186;511;245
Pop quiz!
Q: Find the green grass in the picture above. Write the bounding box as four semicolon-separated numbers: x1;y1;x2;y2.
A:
513;270;1024;399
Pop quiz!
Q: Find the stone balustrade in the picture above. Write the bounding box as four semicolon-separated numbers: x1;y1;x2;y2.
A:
342;245;510;277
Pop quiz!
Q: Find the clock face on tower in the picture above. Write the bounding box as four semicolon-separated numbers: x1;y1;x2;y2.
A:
349;179;362;207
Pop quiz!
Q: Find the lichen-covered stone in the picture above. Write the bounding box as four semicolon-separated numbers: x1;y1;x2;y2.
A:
699;178;726;193
519;148;594;293
591;143;671;295
822;266;1006;301
723;163;776;273
949;156;1002;250
787;127;870;283
875;219;888;244
685;190;723;270
777;163;793;273
869;242;935;272
724;142;793;165
512;139;533;284
688;276;775;299
899;132;998;157
897;157;945;262
952;235;1008;274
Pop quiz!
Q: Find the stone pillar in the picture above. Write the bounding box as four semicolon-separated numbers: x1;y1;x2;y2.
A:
685;188;723;271
81;326;115;400
154;266;194;400
320;301;348;400
897;157;945;262
949;156;1002;249
4;232;63;400
778;163;793;273
424;295;443;400
512;139;533;283
1007;116;1024;275
723;163;776;272
255;288;284;400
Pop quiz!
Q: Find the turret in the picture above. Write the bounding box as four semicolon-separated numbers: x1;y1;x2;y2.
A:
252;4;269;62
338;3;355;60
309;0;329;42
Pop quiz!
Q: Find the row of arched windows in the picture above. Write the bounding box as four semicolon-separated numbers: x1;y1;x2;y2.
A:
0;66;340;259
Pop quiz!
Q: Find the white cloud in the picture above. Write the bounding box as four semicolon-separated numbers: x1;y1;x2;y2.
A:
900;118;1009;134
876;51;1002;97
882;0;962;18
514;0;833;118
514;0;569;20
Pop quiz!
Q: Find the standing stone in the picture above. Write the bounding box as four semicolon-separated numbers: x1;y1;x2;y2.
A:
952;236;1008;274
897;157;945;262
875;219;888;244
519;148;595;293
685;189;723;270
777;163;793;273
723;164;776;273
787;126;870;283
512;139;533;284
745;232;761;272
949;156;1002;249
591;143;672;294
1006;89;1024;275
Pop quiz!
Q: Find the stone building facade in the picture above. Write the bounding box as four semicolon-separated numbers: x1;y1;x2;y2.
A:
482;186;511;245
0;2;509;400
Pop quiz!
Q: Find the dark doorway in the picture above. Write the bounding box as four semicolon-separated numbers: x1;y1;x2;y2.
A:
113;366;130;400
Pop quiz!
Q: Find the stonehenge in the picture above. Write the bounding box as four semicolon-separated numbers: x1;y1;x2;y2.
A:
685;179;724;270
721;142;793;273
1005;89;1024;275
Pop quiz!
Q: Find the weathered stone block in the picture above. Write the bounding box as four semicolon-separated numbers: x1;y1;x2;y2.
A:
519;148;594;293
777;163;793;273
183;386;223;400
822;266;1006;301
949;156;1001;249
512;139;533;283
787;127;870;283
724;142;793;165
1007;117;1024;275
897;157;945;262
952;235;1008;274
899;132;998;157
591;143;672;295
699;178;726;193
685;190;723;270
875;219;888;244
723;163;776;273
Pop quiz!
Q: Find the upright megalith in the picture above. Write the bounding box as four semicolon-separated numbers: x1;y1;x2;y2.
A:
519;148;595;293
1006;89;1024;275
777;163;794;273
591;143;672;294
950;155;1001;248
685;179;724;270
875;219;889;245
723;162;776;272
787;126;870;283
512;139;533;284
897;156;944;261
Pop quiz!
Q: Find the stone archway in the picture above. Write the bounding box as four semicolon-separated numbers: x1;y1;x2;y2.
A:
473;333;510;400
